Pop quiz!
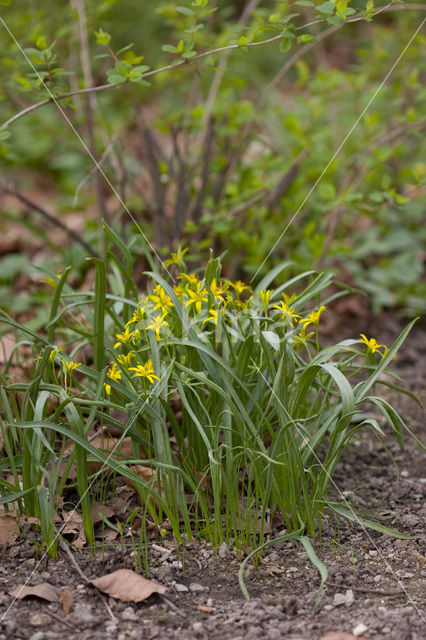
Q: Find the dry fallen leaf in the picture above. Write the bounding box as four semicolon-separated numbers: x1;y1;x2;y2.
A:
9;582;58;602
59;589;73;614
321;633;356;640
124;465;165;507
0;515;19;546
88;435;144;473
90;500;115;524
89;569;167;602
60;510;86;548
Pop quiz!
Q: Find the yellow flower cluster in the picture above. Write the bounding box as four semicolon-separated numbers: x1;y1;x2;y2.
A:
360;334;388;357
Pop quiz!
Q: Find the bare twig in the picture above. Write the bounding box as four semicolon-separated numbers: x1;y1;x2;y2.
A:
3;4;425;130
59;539;116;620
73;134;118;207
3;186;99;257
158;594;187;617
325;580;423;596
264;150;309;208
171;126;190;242
193;0;261;159
189;115;216;227
71;0;109;254
140;120;167;246
43;608;80;631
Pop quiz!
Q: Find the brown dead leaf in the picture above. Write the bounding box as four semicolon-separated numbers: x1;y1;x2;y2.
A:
60;510;86;548
0;333;16;364
90;500;115;524
124;465;165;507
0;515;19;546
9;582;58;602
59;589;73;614
89;569;167;602
88;435;144;473
321;634;356;640
103;527;119;542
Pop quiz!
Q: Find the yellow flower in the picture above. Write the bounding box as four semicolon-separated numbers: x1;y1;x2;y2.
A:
178;273;200;288
164;246;188;267
147;285;173;315
360;334;388;356
283;292;297;305
129;359;160;384
230;280;251;296
236;295;253;310
203;308;225;325
62;360;81;373
43;277;58;289
114;326;135;349
125;306;146;327
147;315;169;341
299;306;326;330
173;282;186;301
258;289;272;312
273;301;301;324
209;279;227;304
104;363;122;395
49;346;64;362
131;329;141;344
116;351;135;367
185;282;208;314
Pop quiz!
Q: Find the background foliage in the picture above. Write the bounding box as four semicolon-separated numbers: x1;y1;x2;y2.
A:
0;1;425;320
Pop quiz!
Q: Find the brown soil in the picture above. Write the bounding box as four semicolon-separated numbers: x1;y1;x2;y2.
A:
0;320;425;640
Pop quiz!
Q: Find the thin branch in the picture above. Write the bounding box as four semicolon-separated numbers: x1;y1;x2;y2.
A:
73;134;118;207
59;539;116;620
71;0;109;252
3;186;99;257
3;4;425;130
192;0;262;159
325;580;423;596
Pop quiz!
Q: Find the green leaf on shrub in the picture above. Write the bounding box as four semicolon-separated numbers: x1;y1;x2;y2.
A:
319;183;336;200
94;29;111;46
176;6;194;15
297;34;316;44
280;39;292;53
316;1;335;14
36;36;48;50
162;44;178;53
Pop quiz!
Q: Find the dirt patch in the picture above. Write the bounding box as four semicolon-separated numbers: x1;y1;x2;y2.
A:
1;321;425;640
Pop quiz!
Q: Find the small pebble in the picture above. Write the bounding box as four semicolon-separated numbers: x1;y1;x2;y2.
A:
189;583;206;592
353;622;368;636
333;589;354;606
122;607;139;621
192;622;203;633
30;613;51;627
175;583;189;592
